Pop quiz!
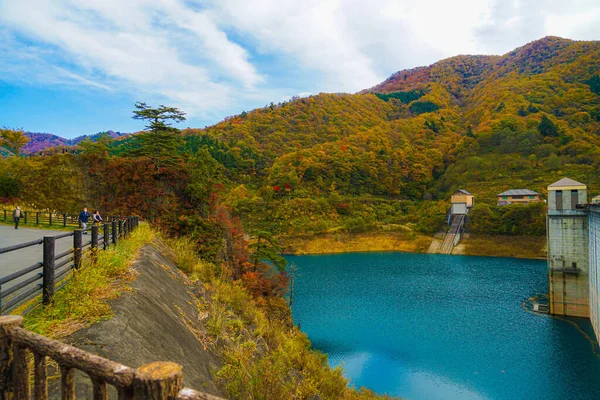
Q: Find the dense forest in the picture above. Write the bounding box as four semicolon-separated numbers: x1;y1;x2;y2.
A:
2;36;600;241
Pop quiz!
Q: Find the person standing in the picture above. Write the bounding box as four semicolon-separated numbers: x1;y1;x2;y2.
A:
12;206;22;229
93;210;103;226
79;207;91;234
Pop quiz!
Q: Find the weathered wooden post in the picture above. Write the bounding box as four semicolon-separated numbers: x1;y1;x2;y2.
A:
118;220;123;239
36;212;40;225
133;362;183;399
42;237;55;305
103;223;110;249
112;221;118;245
74;230;83;269
0;315;24;395
91;226;99;263
63;213;67;227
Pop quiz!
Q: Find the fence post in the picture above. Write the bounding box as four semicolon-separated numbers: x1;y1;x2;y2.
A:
103;224;109;250
133;362;183;399
0;315;24;395
49;212;52;226
36;212;39;225
118;220;123;239
91;226;99;262
23;211;27;225
74;230;83;269
42;237;55;305
112;221;118;245
63;213;67;228
3;210;5;221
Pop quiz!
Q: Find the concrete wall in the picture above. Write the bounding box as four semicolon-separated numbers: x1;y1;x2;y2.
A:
547;213;589;317
451;203;467;215
548;188;587;210
589;209;600;339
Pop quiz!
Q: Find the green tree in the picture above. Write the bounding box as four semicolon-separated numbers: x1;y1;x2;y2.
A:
186;149;225;216
129;102;186;170
538;115;559;137
78;133;114;157
249;231;286;272
0;128;29;156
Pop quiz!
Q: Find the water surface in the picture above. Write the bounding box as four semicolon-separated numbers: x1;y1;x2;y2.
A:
289;252;600;400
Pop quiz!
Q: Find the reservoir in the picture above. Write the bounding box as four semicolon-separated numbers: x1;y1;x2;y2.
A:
288;252;600;399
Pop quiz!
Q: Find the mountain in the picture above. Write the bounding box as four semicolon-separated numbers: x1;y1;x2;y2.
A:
23;130;129;154
178;36;600;235
2;36;599;238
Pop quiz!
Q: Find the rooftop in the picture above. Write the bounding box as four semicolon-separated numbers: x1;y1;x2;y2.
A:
497;189;540;196
548;177;586;188
453;189;472;196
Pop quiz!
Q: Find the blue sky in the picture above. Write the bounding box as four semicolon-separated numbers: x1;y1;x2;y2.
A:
1;0;599;138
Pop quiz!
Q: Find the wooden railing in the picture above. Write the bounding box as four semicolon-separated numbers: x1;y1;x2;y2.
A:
0;217;139;314
0;316;223;399
1;209;123;229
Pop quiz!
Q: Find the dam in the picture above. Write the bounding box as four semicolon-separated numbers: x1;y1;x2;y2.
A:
547;177;600;339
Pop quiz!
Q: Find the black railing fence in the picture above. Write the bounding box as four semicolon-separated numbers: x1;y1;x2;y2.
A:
0;217;139;314
1;209;123;228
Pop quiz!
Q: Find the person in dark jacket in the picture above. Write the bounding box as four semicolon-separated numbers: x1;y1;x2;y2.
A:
79;207;91;234
12;206;22;229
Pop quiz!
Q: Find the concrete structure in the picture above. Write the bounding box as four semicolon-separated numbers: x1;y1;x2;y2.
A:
451;189;474;210
589;207;600;338
451;202;468;215
547;178;589;317
496;189;541;206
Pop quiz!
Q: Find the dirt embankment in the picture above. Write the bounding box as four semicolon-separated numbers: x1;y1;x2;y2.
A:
65;245;223;397
281;231;432;255
282;231;546;259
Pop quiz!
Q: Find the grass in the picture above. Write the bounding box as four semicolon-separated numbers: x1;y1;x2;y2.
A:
17;223;155;338
280;230;432;255
165;236;395;400
454;234;546;259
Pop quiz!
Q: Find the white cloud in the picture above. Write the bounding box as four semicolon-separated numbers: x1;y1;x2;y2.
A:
475;0;600;54
0;0;599;121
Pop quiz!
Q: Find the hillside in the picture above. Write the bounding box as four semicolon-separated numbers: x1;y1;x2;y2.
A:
22;130;129;154
1;36;599;241
177;36;599;237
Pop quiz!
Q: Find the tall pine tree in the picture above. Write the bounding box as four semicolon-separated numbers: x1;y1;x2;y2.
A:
129;102;186;170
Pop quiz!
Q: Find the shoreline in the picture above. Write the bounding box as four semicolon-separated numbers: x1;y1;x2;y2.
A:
281;231;547;260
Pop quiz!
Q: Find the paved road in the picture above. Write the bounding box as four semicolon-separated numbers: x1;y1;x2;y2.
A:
0;225;76;308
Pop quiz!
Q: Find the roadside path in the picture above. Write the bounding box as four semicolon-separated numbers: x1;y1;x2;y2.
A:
0;225;75;290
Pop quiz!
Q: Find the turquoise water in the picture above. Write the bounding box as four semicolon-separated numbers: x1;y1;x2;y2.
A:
288;252;600;400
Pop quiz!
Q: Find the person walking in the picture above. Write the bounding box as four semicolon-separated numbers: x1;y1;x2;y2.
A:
12;206;22;229
79;207;91;234
93;210;103;226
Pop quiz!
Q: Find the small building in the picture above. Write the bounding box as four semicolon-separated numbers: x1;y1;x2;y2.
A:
450;189;474;215
496;189;541;206
592;195;600;205
548;177;587;211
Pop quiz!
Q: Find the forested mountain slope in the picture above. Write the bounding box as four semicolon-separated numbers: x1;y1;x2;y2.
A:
2;37;599;238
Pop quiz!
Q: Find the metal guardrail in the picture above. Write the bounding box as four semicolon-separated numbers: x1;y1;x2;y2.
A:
0;315;223;400
0;217;139;313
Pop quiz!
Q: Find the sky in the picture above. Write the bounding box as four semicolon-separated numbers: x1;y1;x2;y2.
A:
0;0;599;138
